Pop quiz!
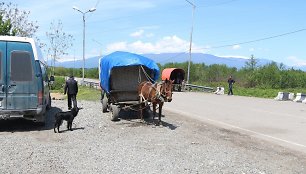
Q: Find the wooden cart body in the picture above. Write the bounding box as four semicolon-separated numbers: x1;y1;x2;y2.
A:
99;51;159;120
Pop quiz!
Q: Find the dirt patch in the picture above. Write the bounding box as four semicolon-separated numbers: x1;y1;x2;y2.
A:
50;93;65;100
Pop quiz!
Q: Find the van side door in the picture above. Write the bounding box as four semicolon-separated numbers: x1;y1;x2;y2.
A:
6;41;38;110
0;41;6;109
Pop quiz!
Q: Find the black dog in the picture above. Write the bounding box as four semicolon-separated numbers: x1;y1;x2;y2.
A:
54;107;81;133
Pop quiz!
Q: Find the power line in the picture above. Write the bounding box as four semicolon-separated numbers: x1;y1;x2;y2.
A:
194;28;306;51
86;0;101;19
85;0;238;25
71;0;239;31
161;28;306;63
197;0;239;8
94;0;101;8
160;52;189;63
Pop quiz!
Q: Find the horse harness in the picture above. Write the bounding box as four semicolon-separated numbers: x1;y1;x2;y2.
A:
140;82;165;103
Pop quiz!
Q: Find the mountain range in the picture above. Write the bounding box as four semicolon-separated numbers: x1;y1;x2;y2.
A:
53;53;305;71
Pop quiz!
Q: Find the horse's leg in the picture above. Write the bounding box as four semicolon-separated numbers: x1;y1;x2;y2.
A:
158;102;164;126
153;102;157;124
139;96;143;121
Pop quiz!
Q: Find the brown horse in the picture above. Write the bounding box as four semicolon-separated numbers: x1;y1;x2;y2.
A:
138;79;173;125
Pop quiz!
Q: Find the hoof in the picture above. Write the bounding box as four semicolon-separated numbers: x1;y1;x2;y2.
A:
154;122;161;126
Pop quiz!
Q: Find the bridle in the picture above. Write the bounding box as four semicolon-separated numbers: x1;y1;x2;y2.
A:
159;81;172;99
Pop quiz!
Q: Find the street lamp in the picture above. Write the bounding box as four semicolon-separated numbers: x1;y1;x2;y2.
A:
73;6;96;84
185;0;196;85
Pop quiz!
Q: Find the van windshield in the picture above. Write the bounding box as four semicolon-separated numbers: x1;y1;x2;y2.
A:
0;52;2;80
11;51;33;81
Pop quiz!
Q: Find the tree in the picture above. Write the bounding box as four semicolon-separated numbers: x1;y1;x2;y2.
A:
255;62;280;88
46;20;74;75
241;55;259;87
244;54;258;71
0;2;38;37
0;14;15;35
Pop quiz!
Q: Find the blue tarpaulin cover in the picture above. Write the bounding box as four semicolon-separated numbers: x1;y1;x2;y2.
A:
99;51;160;93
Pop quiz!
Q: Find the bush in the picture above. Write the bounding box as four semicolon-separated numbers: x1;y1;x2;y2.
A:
51;76;65;92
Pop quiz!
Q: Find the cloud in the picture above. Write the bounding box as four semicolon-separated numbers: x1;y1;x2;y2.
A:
106;0;156;10
130;29;154;38
130;30;144;37
249;48;255;51
287;56;306;66
232;45;241;50
139;25;160;30
106;35;205;54
216;55;249;59
106;42;128;51
145;33;154;38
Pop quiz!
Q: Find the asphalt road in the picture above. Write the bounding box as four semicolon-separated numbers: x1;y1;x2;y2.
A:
164;92;306;154
2;100;306;173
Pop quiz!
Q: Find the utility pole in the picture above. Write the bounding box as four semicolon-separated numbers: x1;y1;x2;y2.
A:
185;0;196;85
73;6;96;84
93;39;103;56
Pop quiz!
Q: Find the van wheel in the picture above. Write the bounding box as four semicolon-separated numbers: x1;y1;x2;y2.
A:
36;114;46;126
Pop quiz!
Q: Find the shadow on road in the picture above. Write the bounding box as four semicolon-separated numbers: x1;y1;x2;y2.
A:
0;107;62;132
117;108;178;130
57;127;85;133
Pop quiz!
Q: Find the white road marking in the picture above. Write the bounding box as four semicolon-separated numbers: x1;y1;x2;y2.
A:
165;106;306;149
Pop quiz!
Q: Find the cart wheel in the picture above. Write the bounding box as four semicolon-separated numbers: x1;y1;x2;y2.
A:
102;97;108;113
110;104;120;121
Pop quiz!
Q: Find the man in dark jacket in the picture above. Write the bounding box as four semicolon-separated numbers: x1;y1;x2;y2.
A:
64;76;78;110
227;75;235;95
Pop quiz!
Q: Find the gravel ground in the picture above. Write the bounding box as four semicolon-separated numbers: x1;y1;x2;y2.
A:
0;99;306;174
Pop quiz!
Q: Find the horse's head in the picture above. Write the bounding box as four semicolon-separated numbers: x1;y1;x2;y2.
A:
161;79;173;102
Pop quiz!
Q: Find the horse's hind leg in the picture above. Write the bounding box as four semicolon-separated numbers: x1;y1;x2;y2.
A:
139;97;143;122
158;102;164;126
153;102;157;125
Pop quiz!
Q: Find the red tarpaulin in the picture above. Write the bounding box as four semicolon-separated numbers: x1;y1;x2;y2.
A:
162;68;185;83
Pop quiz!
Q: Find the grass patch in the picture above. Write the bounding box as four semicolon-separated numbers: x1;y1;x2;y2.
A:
201;82;306;98
76;86;101;101
50;76;101;101
52;86;101;101
231;87;306;98
206;84;306;98
233;87;279;98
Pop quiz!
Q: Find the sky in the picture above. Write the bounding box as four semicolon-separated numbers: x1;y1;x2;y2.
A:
7;0;306;67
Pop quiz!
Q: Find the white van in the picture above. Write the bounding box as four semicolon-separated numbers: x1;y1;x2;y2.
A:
0;36;52;124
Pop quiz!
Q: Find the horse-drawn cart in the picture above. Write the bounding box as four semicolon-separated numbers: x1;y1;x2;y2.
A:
162;68;185;91
99;51;160;121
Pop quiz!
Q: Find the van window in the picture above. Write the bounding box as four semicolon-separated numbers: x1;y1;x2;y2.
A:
11;51;33;81
35;60;47;82
40;61;47;82
0;52;2;80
